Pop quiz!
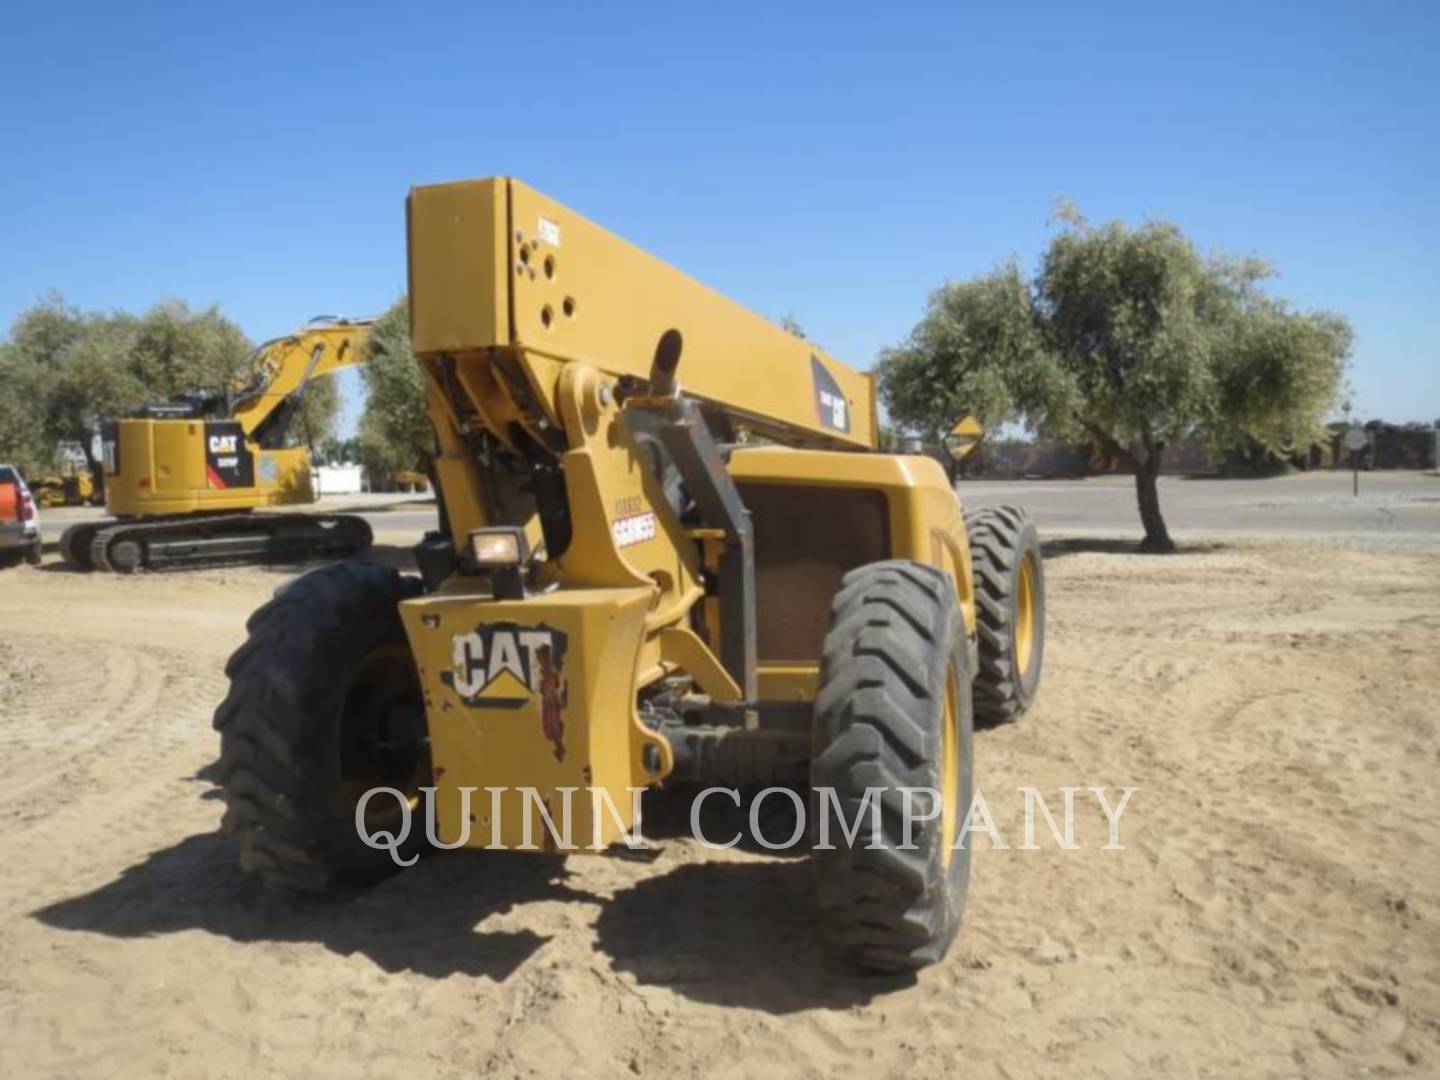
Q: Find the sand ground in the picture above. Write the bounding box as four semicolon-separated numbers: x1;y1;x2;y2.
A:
1;535;1437;1078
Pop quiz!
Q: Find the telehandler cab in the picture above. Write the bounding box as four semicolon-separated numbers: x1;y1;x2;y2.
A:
214;178;1045;973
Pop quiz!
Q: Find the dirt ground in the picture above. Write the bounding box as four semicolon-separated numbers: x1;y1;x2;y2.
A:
1;535;1438;1078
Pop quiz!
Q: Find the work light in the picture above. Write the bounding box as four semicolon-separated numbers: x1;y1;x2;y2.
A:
469;527;527;567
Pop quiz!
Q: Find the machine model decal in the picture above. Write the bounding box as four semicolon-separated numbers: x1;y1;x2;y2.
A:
811;355;851;433
612;511;658;549
204;421;254;490
444;622;569;760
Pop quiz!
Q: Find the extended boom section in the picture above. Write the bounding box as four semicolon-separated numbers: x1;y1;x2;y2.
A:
407;178;877;452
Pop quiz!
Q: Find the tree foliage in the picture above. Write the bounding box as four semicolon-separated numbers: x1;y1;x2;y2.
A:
878;264;1055;440
318;435;362;465
127;299;252;402
357;300;432;485
0;295;135;471
877;210;1351;551
0;294;339;475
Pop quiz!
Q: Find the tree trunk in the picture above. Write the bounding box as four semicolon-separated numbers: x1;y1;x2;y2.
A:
1135;453;1174;553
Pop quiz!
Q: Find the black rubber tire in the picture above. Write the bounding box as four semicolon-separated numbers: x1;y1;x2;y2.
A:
24;542;42;566
213;560;429;892
810;559;974;974
965;505;1045;725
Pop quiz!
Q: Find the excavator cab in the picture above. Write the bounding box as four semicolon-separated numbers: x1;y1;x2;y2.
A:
212;179;1046;973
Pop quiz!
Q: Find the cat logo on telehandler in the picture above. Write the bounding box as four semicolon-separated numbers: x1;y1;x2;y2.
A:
213;177;1047;975
445;623;567;709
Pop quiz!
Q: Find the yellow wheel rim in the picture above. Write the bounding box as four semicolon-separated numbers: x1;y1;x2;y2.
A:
940;666;960;869
1015;551;1036;676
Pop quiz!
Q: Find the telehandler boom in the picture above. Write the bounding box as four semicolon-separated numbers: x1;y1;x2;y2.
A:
214;179;1046;973
60;317;375;572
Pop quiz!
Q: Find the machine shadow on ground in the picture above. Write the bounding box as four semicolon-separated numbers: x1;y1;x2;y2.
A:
34;542;90;572
32;783;900;1012
33;831;580;983
592;859;895;1011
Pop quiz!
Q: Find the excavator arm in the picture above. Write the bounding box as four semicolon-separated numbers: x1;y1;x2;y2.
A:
229;316;373;447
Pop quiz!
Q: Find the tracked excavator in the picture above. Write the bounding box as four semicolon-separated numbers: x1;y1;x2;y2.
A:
60;317;376;572
213;179;1046;974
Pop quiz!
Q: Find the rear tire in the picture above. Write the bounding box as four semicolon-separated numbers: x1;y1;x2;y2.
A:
965;506;1045;725
810;560;974;974
213;560;430;892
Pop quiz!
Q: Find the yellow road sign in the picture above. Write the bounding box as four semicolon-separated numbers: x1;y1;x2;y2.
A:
942;415;984;460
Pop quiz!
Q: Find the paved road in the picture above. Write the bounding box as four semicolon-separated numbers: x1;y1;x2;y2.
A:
37;471;1440;552
959;470;1440;547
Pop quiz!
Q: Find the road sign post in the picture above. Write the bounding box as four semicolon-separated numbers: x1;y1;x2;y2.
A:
1344;427;1367;496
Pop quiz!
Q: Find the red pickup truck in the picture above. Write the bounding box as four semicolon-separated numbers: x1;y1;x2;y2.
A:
0;464;43;566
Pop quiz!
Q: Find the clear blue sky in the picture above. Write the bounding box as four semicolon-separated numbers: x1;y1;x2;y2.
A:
2;0;1436;435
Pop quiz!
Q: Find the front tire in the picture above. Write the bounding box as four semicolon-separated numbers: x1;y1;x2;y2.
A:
810;560;974;974
213;560;430;892
965;506;1045;724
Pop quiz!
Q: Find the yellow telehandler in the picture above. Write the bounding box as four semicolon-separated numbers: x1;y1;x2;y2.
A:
59;317;374;572
213;179;1045;973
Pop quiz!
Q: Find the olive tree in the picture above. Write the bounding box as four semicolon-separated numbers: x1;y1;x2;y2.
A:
877;209;1350;552
0;295;340;471
0;295;281;470
357;300;432;486
0;295;148;473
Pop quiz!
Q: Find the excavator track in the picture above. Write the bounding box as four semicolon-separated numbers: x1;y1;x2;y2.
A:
84;512;373;573
58;522;101;569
